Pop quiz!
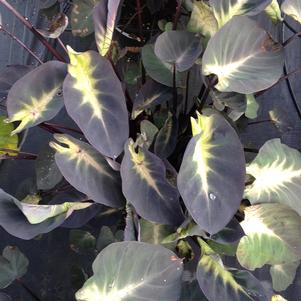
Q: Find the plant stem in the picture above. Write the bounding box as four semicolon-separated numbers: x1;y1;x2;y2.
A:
198;76;218;112
0;0;66;62
38;123;64;134
283;19;298;34
57;37;68;55
173;0;183;30
283;32;301;47
0;24;43;64
16;279;42;301
172;63;178;114
0;148;37;157
136;0;143;38
184;70;191;114
43;122;83;134
244;148;259;154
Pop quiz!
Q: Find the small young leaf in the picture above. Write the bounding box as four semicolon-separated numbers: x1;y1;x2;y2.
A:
154;31;203;72
142;44;186;87
245;94;259;119
37;12;68;38
70;230;96;251
265;0;283;23
0;246;29;289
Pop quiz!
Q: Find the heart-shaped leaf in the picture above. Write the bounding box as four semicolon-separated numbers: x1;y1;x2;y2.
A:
5;61;67;135
282;0;301;24
237;203;301;270
154;31;203;72
63;47;129;158
0;246;29;289
177;111;245;234
270;261;300;292
202;16;284;94
50;134;125;208
120;139;184;225
93;0;122;56
75;241;183;301
245;139;301;215
142;44;186;87
210;0;271;27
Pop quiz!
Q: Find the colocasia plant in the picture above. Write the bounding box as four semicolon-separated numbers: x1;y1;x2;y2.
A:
0;0;301;300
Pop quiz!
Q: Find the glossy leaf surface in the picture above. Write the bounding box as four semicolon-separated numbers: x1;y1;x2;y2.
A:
120;139;184;225
154;31;203;72
75;241;183;301
197;240;268;301
6;61;67;135
245;139;301;215
50;134;125;207
178;111;245;234
142;44;185;87
210;0;271;27
237;203;301;270
63;47;129;158
202;16;284;94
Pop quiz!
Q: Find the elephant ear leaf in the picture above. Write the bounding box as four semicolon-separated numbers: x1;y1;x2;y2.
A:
63;47;129;158
75;241;183;301
202;16;284;94
5;61;67;135
0;246;29;289
245;139;301;215
93;0;122;56
154;31;203;72
120;139;184;225
282;0;301;24
50;134;125;208
237;203;301;270
177;111;245;234
210;0;271;28
197;239;268;301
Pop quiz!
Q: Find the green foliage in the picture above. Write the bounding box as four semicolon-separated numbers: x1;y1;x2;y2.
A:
1;0;301;300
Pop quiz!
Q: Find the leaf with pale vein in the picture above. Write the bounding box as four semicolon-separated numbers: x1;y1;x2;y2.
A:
75;241;183;301
177;111;245;234
245;139;301;215
120;139;184;225
63;47;129;158
6;61;67;135
237;203;301;270
202;16;284;94
50;134;125;208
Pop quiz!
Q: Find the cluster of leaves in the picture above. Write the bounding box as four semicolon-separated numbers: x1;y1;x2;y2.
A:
0;0;301;300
